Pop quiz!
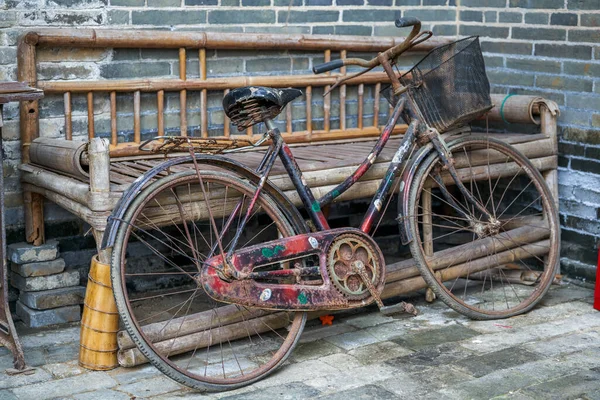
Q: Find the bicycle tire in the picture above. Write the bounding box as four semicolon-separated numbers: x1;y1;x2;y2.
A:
111;169;306;391
406;136;559;320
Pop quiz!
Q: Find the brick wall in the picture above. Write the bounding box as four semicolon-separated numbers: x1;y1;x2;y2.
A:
1;0;599;280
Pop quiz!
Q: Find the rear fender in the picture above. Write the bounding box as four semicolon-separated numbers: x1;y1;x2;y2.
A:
101;154;308;249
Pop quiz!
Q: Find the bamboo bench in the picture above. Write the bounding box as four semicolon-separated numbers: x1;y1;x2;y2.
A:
16;29;559;368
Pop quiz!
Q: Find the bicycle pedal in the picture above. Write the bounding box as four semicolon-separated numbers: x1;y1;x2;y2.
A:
379;301;418;317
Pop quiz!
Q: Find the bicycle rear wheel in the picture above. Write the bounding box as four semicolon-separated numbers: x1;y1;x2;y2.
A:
111;170;306;391
407;136;559;319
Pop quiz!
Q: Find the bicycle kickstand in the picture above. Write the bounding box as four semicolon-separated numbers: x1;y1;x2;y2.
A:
351;262;418;317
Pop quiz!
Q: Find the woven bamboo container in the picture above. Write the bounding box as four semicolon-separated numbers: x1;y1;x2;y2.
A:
79;255;119;370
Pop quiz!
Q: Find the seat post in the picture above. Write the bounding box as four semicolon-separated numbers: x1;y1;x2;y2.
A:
264;118;277;132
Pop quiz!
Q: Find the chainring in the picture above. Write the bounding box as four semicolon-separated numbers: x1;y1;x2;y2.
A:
326;233;385;301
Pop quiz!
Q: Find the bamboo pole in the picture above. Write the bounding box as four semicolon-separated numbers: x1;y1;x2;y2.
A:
199;48;208;138
373;82;380;128
87;92;94;140
340;50;347;131
64;92;72;140
110;91;117;146
358;83;364;130
306;86;312;139
157;90;164;137
30;29;451;52
223;88;230;138
38;73;394;94
324;49;331;133
133;90;141;144
179;48;187;137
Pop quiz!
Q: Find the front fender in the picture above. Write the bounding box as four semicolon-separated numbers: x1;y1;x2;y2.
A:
101;154;308;249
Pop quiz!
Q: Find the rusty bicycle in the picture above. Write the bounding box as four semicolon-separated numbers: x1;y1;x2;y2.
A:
102;17;559;391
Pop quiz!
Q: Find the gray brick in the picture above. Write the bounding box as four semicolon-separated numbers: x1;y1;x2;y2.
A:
567;94;600;111
488;70;535;86
499;11;522;23
246;57;291;72
562;126;600;145
581;14;600;27
0;47;16;65
460;25;509;39
16;302;80;328
367;0;393;4
455;348;543;378
241;0;269;5
107;10;128;25
280;10;338;23
19;286;85;310
484;55;504;68
514;27;565;41
423;0;446;4
537;75;593;92
551;12;578;26
461;0;504;5
110;0;142;5
535;43;592;60
506;58;561;74
568;0;600;9
395;0;420;4
561;109;591;125
305;0;332;4
100;62;171;78
460;10;482;22
524;12;549;25
484;11;497;22
482;41;532;55
337;0;364;4
149;0;180;6
432;24;458;36
223;382;321;400
221;0;238;4
403;9;456;21
11;270;79;292
8;240;59;264
510;0;564;8
10;258;65;277
343;9;391;22
569;29;600;44
564;61;600;77
334;25;372;36
132;10;206;25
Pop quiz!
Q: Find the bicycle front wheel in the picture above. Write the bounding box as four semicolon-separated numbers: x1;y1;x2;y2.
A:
407;136;559;320
111;170;306;391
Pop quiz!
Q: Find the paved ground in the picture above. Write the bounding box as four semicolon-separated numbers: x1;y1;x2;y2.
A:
0;281;599;399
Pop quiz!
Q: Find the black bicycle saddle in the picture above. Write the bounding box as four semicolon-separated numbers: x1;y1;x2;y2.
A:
223;86;303;131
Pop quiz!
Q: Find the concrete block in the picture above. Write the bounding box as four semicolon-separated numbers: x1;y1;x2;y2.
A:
10;258;66;277
7;240;59;264
11;270;79;292
15;302;80;328
19;286;85;310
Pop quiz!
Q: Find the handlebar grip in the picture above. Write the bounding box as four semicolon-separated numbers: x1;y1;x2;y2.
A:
395;17;421;28
313;59;345;74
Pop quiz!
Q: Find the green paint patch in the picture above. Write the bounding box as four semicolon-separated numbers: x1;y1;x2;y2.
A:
311;202;321;212
332;189;340;198
261;245;286;258
298;291;308;305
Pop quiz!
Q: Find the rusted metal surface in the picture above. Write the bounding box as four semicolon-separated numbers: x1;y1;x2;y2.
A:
201;228;385;311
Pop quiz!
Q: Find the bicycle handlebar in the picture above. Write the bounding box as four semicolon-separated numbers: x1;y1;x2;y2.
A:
312;17;430;95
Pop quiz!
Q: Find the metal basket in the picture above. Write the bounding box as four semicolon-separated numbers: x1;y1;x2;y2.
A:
383;36;493;133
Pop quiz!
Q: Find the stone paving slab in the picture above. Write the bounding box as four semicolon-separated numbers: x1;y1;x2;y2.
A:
0;282;598;399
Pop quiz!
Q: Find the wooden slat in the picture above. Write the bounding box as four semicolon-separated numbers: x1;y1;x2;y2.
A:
358;83;364;130
286;102;292;134
324;49;331;133
64;92;72;140
157;90;164;137
86;91;94;140
373;82;380;127
110;91;117;146
179;48;187;136
133;90;141;143
200;48;208;138
306;85;312;139
223;88;230;137
340;50;347;131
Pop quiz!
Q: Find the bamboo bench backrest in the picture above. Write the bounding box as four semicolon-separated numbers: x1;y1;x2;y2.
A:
17;29;451;159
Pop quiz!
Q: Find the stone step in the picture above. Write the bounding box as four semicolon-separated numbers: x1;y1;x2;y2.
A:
10;258;66;278
19;286;86;310
15;301;81;328
7;240;59;264
10;270;79;292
